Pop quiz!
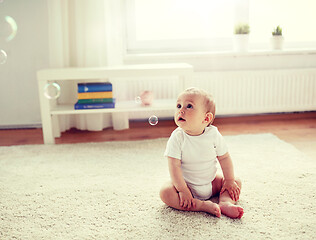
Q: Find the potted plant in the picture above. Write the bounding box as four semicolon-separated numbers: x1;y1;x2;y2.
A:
233;23;250;52
271;25;284;50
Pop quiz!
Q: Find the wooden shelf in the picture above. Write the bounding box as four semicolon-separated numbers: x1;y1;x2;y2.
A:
37;63;193;144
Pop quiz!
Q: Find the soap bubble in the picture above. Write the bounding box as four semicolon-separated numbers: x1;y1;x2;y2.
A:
0;16;18;42
135;96;142;104
0;49;7;64
148;115;158;126
44;82;61;99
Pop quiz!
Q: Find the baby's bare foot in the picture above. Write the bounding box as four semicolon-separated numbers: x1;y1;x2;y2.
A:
219;202;244;219
203;201;221;217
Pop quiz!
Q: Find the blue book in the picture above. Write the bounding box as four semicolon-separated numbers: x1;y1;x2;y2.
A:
78;82;112;93
74;101;115;110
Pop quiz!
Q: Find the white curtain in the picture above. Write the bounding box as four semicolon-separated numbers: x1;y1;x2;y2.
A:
47;0;124;134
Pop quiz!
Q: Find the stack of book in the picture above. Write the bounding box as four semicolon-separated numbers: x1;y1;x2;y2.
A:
74;82;115;109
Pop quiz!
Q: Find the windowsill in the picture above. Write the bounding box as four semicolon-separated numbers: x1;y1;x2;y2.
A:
123;48;316;71
124;48;316;61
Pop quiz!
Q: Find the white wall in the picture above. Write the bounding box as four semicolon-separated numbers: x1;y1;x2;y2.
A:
0;0;49;127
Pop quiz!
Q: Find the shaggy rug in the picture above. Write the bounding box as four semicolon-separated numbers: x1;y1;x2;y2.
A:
0;134;315;240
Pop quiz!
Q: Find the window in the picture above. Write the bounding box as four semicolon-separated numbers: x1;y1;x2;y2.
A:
125;0;237;53
249;0;316;49
125;0;316;53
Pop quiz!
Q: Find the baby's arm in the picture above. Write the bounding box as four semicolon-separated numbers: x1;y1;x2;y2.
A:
168;156;195;209
217;152;241;201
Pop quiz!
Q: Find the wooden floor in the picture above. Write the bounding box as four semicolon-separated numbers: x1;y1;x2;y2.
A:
1;112;316;159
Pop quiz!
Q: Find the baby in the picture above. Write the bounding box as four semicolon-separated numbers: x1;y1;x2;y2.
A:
160;87;244;219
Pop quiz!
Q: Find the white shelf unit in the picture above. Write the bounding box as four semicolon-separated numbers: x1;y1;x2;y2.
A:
37;63;194;144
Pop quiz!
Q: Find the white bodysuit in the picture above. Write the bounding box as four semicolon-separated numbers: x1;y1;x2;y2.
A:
164;126;228;200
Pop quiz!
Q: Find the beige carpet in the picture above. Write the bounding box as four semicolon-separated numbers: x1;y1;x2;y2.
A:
0;134;315;239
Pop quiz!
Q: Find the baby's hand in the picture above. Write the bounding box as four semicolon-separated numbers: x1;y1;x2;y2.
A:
220;179;240;201
179;188;195;210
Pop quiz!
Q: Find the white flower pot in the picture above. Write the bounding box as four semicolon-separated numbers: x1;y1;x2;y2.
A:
270;36;284;50
233;34;249;52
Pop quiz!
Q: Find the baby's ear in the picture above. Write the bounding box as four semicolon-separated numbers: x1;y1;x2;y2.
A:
204;112;214;124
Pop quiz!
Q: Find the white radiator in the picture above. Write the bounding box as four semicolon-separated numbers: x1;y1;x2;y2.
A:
112;68;316;119
195;68;316;115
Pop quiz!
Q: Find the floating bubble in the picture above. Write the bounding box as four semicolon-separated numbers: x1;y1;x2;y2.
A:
0;15;18;42
148;115;158;126
135;96;142;104
0;49;7;64
43;83;61;100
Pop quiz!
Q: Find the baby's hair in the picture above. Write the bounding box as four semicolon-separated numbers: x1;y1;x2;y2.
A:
182;87;216;125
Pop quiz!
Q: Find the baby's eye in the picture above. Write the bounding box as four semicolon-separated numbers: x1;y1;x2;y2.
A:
187;104;193;109
176;104;181;109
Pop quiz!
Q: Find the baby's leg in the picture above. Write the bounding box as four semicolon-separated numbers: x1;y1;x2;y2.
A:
160;181;221;217
212;176;244;219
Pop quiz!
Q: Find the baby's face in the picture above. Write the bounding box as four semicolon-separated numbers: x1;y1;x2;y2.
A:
175;93;209;136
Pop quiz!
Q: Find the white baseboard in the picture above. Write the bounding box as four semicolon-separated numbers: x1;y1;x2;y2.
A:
0;124;42;129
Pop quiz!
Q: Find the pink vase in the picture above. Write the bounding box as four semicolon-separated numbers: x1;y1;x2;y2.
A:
140;91;154;106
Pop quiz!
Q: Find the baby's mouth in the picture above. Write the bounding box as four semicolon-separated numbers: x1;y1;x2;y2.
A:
178;116;186;122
